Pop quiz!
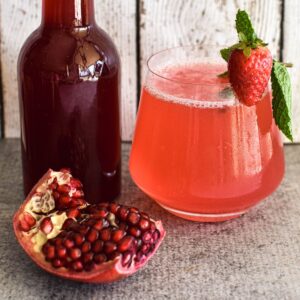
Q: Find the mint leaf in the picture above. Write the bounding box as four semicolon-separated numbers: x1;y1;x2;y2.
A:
236;10;257;42
271;61;293;141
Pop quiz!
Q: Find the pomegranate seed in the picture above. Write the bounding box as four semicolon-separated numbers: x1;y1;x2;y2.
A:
150;222;156;232
18;219;31;232
52;258;63;268
56;246;67;258
63;238;75;249
57;184;71;194
86;229;99;243
109;203;120;214
84;262;95;271
72;190;84;198
94;253;107;264
118;222;128;231
49;182;58;190
129;207;139;213
23;212;36;227
152;229;160;242
61;195;72;205
108;251;120;260
141;244;150;254
142;232;152;244
92;219;104;231
127;212;140;225
92;240;103;253
84;218;97;226
122;251;133;267
94;208;108;218
70;198;85;208
135;251;145;263
100;228;111;241
82;252;94;264
52;191;60;199
70;178;82;188
139;218;150;231
103;241;117;254
78;225;90;235
118;236;135;253
111;229;125;242
62;218;76;230
66;208;80;218
69;248;82;260
71;260;83;272
40;217;53;235
54;238;63;247
81;241;91;253
118;207;129;221
45;245;55;260
73;233;85;246
128;227;141;238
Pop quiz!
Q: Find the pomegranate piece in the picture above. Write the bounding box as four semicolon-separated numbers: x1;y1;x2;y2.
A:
13;169;165;283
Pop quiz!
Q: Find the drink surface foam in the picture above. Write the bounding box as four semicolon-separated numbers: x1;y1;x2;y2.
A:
144;62;238;108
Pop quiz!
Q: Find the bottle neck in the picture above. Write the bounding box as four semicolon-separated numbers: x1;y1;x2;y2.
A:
42;0;95;28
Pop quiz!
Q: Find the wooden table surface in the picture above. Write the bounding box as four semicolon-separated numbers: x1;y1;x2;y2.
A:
1;139;300;300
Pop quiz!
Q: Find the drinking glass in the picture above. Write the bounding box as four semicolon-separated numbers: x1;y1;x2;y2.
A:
129;45;285;222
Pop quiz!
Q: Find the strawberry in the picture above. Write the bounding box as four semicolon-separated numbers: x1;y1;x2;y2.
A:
219;9;293;141
228;46;273;106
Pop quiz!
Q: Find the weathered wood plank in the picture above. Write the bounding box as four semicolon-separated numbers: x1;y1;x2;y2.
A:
0;0;137;141
140;0;282;76
139;0;299;142
283;0;300;143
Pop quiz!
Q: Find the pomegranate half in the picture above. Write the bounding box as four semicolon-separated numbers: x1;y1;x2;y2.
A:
13;169;165;283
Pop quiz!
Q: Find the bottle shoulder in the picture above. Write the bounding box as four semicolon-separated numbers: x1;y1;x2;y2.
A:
19;25;120;78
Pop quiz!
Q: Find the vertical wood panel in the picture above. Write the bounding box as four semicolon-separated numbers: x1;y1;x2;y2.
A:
0;0;137;141
140;0;282;80
283;0;300;142
139;0;300;141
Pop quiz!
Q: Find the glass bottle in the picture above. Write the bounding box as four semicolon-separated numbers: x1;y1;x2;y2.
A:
18;0;121;203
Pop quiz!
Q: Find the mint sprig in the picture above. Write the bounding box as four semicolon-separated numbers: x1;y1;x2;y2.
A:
220;10;266;62
271;61;293;141
219;9;293;141
235;9;257;42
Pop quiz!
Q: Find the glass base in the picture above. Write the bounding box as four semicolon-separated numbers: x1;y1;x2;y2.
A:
157;202;247;222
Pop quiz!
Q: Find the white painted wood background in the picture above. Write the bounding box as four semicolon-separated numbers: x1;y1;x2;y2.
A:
0;0;299;142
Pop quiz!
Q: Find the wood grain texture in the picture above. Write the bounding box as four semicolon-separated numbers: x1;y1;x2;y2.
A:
0;0;137;141
139;0;300;143
140;0;282;78
283;0;300;142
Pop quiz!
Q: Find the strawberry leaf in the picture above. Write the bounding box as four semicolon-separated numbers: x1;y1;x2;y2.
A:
220;44;240;62
220;48;232;62
271;61;293;141
243;47;251;57
217;71;228;78
236;10;257;43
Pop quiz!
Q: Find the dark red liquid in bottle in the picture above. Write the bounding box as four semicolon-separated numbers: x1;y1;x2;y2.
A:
18;0;121;203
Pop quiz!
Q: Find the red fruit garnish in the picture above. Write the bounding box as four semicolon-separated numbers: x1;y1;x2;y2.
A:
13;169;165;283
228;47;273;106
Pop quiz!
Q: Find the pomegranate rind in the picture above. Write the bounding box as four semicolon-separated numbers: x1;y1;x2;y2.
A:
13;170;166;283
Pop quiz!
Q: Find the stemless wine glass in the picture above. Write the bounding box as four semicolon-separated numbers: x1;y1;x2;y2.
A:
129;45;285;222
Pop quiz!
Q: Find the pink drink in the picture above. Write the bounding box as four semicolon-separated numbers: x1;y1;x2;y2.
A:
130;51;284;222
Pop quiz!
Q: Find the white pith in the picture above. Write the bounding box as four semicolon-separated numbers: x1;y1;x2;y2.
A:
21;171;74;252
